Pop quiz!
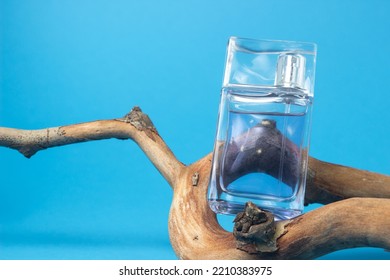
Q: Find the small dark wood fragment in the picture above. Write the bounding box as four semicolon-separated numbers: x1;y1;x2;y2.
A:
233;202;278;253
191;172;199;186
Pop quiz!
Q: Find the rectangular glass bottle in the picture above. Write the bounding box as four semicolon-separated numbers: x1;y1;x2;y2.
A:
208;37;317;220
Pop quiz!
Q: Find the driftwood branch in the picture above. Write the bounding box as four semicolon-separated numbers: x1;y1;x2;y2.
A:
1;106;389;259
0;107;184;187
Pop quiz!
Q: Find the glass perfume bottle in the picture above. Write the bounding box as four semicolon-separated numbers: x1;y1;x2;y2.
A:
208;37;317;220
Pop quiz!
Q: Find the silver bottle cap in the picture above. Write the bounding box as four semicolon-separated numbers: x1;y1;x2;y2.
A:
274;53;306;89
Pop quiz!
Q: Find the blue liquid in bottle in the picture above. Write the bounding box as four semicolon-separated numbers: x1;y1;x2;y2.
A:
208;86;312;220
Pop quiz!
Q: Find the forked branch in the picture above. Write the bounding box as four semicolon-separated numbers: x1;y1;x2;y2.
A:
1;107;389;259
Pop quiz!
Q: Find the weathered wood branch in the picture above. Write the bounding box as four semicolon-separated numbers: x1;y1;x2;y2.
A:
306;157;390;204
1;106;389;259
232;198;390;259
169;154;390;259
0;107;184;187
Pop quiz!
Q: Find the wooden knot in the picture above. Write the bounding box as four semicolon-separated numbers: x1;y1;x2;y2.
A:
191;172;199;186
233;202;278;253
122;106;156;132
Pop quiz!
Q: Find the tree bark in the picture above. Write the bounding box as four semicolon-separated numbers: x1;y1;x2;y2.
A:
1;107;389;259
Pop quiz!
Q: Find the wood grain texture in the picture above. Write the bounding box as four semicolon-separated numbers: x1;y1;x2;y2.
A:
1;107;389;259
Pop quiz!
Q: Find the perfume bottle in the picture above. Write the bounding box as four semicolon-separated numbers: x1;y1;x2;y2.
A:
208;37;317;220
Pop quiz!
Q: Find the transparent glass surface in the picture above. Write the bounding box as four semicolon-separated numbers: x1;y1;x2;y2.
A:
223;37;316;94
208;37;316;220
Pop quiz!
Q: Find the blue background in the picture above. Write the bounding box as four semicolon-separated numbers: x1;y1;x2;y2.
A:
1;0;389;260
